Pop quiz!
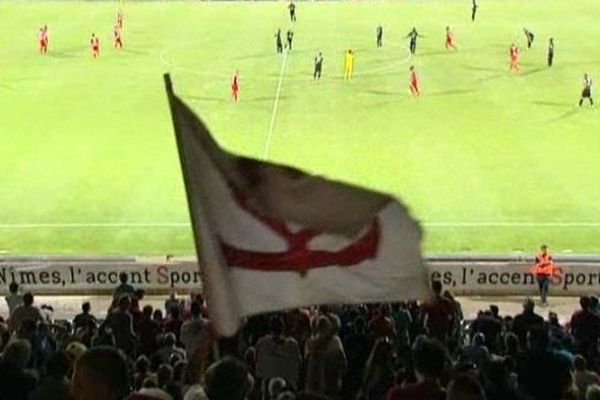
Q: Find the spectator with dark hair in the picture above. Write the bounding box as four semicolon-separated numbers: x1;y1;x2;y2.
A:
70;346;131;400
5;281;23;317
447;373;486;400
391;302;413;356
305;316;347;398
255;315;302;395
30;351;71;400
204;356;253;400
570;296;600;365
587;385;600;400
101;294;137;356
0;339;37;400
154;333;186;364
10;291;43;331
138;305;162;356
134;355;154;390
462;332;490;368
386;336;448;400
517;325;574;400
511;298;543;348
343;315;370;397
368;304;396;341
361;337;395;400
470;310;502;354
73;302;98;331
165;291;180;318
419;281;456;345
114;272;135;300
574;355;599;400
180;301;211;361
164;307;183;341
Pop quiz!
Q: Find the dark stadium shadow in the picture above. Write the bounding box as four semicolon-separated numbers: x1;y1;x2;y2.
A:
428;89;477;97
556;108;579;121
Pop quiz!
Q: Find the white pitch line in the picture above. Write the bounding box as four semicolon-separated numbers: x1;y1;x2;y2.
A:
0;222;600;229
263;51;289;160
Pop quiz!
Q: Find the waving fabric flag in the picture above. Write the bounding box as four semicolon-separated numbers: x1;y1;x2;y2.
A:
164;74;430;336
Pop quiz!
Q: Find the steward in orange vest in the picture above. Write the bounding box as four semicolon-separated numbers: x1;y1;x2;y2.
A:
531;244;555;305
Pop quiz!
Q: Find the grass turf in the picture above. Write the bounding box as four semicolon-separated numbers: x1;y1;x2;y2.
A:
0;0;599;255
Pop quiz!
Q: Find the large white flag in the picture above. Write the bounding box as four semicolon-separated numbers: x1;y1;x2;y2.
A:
164;75;430;336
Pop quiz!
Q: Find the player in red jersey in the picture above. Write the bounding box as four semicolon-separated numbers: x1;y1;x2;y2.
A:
445;26;457;50
409;65;420;97
38;26;48;54
509;43;520;72
231;71;240;102
90;33;100;58
114;26;123;49
117;10;124;30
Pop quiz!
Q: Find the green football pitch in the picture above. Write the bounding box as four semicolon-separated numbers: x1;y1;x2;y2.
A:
0;0;599;255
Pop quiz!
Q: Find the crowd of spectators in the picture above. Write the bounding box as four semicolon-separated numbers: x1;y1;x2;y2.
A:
1;275;600;400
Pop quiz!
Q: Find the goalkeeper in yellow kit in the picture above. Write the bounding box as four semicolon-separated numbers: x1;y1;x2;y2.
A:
344;49;355;80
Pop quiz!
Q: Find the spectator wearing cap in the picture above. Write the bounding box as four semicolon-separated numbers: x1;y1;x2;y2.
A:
5;281;23;317
10;292;44;332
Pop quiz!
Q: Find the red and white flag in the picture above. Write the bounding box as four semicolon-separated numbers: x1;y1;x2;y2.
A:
164;75;430;336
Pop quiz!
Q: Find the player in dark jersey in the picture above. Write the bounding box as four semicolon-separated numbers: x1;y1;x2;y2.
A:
523;28;535;48
313;52;323;80
275;29;283;53
547;38;554;67
231;71;240;102
286;29;294;51
288;1;296;22
471;0;478;21
579;74;593;107
113;25;123;49
376;25;383;48
406;27;423;55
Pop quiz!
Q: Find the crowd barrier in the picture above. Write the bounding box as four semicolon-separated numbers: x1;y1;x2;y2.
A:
1;254;599;296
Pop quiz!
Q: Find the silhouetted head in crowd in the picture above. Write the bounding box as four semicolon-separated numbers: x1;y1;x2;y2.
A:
527;324;550;354
157;363;173;388
143;305;153;318
190;301;201;318
315;316;333;338
446;373;486;400
432;280;443;295
269;316;284;336
587;385;600;400
205;356;252;400
269;377;287;399
412;336;448;382
580;296;592;311
136;355;150;374
153;309;163;321
9;282;18;294
505;332;519;354
114;295;129;312
490;305;499;317
119;272;128;284
473;332;485;346
523;298;535;313
163;332;176;348
70;346;130;400
0;339;31;369
23;292;34;307
82;302;91;314
574;355;588;372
